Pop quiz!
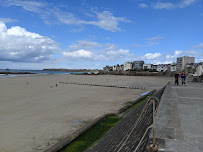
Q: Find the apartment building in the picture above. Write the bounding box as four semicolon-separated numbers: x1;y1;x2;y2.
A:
194;62;203;76
132;61;144;69
176;56;195;72
124;62;132;71
157;64;169;72
169;63;176;72
143;64;152;70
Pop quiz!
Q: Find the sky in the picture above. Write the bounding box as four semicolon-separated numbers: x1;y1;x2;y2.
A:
0;0;203;70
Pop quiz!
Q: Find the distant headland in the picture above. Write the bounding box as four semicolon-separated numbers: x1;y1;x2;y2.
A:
0;72;35;75
43;68;98;72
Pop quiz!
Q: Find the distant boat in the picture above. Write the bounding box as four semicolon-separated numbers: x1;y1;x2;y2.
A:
5;68;9;70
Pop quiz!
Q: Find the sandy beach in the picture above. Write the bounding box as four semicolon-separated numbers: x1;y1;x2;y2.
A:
0;74;172;152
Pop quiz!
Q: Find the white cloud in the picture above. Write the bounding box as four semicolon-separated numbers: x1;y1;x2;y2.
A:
153;3;175;9
82;11;131;32
165;50;203;63
175;50;182;55
144;35;163;46
194;43;203;49
0;18;18;23
62;41;137;61
151;0;198;9
57;11;130;32
62;49;93;58
163;60;173;64
7;26;42;38
106;49;129;55
166;50;183;60
143;53;162;60
139;3;148;8
0;1;130;32
68;40;102;51
196;59;203;62
179;0;197;8
0;0;45;13
0;21;58;62
145;35;164;42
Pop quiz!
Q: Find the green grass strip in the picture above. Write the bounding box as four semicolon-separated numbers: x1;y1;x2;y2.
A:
59;94;153;152
127;95;152;111
60;116;122;152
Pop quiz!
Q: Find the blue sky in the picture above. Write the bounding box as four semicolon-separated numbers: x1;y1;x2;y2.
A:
0;0;202;69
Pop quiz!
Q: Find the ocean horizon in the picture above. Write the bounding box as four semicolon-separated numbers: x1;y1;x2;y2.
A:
0;69;85;78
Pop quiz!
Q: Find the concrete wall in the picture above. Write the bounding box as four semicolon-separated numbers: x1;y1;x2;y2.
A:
99;70;175;77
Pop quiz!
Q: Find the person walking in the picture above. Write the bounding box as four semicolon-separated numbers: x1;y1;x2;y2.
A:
175;72;180;85
181;72;186;85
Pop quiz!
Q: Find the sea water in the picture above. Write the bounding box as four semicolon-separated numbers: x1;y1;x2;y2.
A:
0;69;85;78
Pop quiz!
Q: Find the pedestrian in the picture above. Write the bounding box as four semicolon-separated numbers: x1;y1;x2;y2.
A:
181;72;186;85
175;72;180;85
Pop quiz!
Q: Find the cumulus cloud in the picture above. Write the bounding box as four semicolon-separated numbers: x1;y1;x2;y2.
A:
62;49;93;58
106;49;129;55
0;21;58;62
62;41;137;61
165;50;182;60
0;0;130;32
165;50;202;61
143;53;162;60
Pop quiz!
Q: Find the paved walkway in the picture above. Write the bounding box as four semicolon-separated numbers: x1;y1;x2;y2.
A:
151;82;203;152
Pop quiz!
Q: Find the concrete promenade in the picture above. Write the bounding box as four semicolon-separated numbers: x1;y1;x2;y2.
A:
151;82;203;152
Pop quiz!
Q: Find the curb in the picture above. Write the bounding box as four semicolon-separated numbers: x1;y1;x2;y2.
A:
44;90;155;152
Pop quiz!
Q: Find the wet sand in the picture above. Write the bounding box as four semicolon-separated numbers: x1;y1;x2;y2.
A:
0;74;172;152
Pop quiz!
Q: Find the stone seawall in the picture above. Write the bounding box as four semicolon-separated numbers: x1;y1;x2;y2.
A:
99;71;174;77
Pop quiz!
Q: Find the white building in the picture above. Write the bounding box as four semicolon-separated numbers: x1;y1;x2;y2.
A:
169;63;176;72
132;61;144;69
103;66;113;72
152;65;158;70
113;65;117;71
170;64;176;72
119;65;124;71
176;56;195;72
143;64;152;70
194;63;203;76
157;64;169;72
113;64;120;71
124;62;132;71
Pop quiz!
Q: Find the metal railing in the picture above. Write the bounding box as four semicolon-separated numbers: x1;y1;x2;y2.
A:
115;86;165;152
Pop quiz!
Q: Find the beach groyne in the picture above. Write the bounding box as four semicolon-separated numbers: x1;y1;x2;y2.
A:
59;81;146;90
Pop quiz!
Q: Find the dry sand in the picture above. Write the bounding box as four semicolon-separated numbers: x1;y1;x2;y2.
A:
0;74;172;152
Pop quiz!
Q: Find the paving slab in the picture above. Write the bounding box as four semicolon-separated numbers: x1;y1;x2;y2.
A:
150;82;203;152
